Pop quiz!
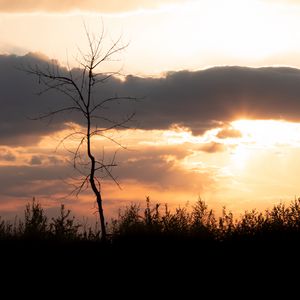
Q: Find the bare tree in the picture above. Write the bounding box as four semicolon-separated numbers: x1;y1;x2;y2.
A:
23;25;137;241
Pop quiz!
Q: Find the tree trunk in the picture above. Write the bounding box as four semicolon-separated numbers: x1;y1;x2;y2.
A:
86;65;107;241
88;145;107;241
88;159;107;240
95;185;107;241
97;195;107;241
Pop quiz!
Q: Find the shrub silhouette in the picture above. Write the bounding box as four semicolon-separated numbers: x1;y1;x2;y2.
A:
190;200;217;239
112;203;144;237
50;204;81;240
112;197;300;245
0;198;100;241
22;198;48;239
0;217;14;239
2;197;300;244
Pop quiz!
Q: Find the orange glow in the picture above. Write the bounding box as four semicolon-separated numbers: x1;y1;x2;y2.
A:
3;0;300;223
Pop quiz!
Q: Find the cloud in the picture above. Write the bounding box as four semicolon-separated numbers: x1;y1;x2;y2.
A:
30;155;43;165
0;165;71;197
48;156;64;165
0;0;185;13
0;53;78;145
217;128;242;139
114;146;214;191
3;54;300;146
199;142;226;153
0;148;16;161
117;157;213;190
125;66;300;134
0;143;213;202
116;144;192;161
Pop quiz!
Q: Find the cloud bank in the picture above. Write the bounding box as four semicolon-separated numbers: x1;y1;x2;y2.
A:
2;53;300;145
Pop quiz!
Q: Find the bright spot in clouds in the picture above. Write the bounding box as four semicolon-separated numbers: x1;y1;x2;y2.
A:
231;119;300;147
221;119;300;171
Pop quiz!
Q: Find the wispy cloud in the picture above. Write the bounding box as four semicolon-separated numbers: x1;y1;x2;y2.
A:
199;142;226;153
0;0;187;13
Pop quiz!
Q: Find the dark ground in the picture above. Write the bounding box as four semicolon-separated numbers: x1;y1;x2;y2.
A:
0;237;298;297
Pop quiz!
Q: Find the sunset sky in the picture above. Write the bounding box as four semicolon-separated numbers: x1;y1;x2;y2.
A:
1;0;300;221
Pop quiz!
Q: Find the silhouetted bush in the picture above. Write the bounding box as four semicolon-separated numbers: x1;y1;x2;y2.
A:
50;204;81;240
2;197;300;245
190;200;217;239
112;197;300;245
0;198;100;241
0;218;14;239
22;198;48;239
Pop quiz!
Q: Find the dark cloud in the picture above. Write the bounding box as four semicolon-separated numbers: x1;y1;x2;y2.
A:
0;0;184;13
0;165;71;197
2;54;300;146
116;156;213;191
0;54;71;145
129;66;300;135
199;142;226;153
122;67;300;134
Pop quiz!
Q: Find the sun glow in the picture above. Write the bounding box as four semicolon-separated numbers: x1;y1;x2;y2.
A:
222;119;300;172
231;119;300;147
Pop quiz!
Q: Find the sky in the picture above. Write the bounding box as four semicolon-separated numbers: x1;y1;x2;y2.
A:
1;0;300;221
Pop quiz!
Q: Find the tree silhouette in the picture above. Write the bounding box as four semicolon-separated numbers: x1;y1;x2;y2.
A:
24;24;137;241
